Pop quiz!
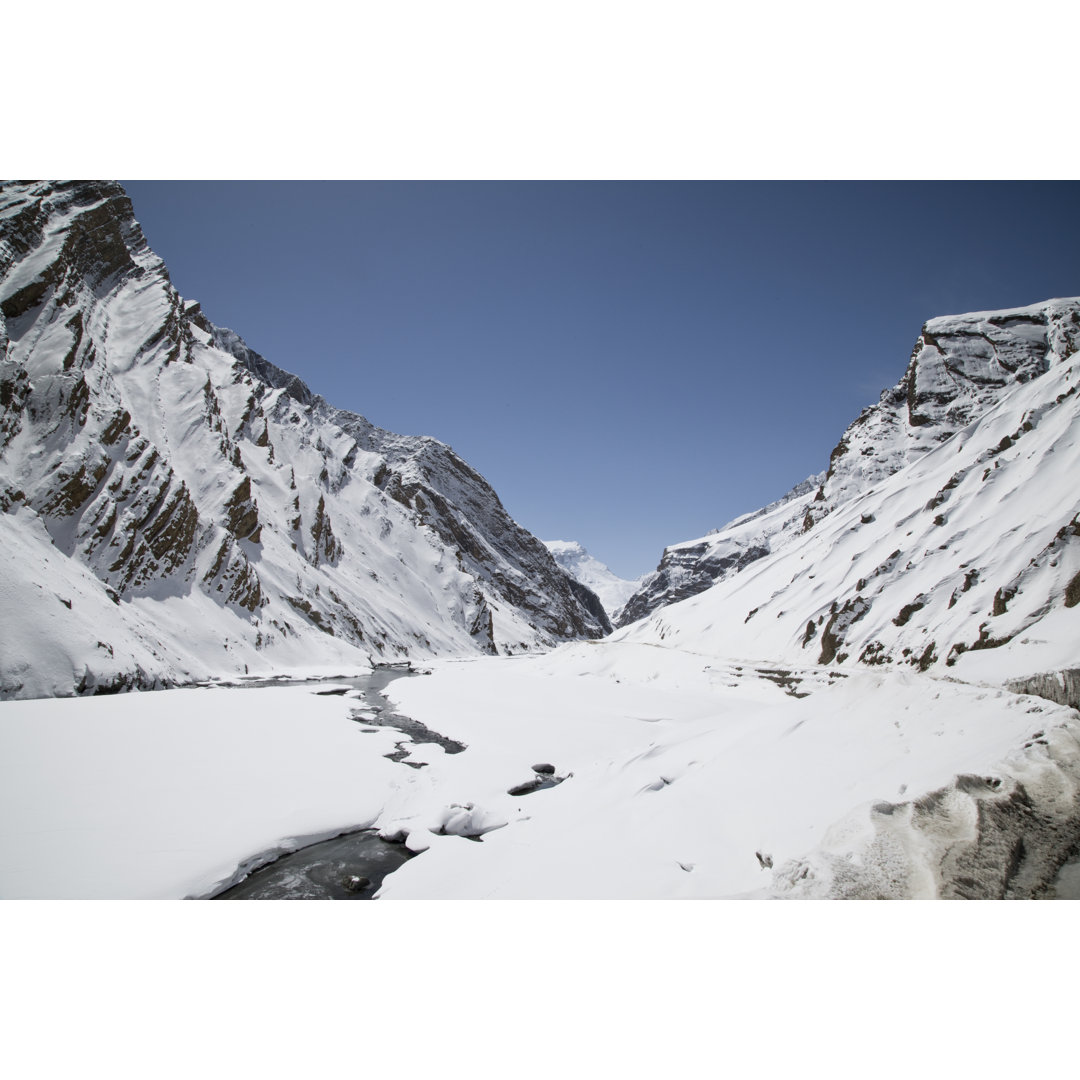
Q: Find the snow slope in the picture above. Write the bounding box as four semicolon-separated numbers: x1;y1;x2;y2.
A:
619;298;1080;641
543;539;643;620
0;182;606;698
617;299;1080;688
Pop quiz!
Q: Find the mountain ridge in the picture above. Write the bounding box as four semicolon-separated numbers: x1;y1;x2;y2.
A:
615;296;1080;686
0;180;607;698
618;298;1080;627
4;180;1078;703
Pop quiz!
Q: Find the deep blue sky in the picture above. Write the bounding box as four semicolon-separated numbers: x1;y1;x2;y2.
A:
121;181;1079;579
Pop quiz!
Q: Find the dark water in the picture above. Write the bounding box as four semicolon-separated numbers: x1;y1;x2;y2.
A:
213;830;414;900
207;665;453;900
209;666;466;756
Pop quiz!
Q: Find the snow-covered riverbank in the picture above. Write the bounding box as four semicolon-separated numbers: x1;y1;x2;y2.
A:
0;678;405;898
3;641;1078;899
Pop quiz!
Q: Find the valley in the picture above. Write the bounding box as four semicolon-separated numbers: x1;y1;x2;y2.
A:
3;180;1080;899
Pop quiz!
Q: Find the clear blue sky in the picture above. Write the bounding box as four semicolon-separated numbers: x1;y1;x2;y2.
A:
121;181;1080;579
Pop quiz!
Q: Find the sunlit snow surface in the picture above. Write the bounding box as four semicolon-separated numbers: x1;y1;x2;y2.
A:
615;305;1080;684
2;644;1076;899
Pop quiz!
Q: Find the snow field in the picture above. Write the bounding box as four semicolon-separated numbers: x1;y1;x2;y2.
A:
1;637;1076;900
380;643;1079;897
0;685;401;899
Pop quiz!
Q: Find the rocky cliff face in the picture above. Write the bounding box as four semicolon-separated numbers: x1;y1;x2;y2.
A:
618;299;1080;639
0;181;607;698
805;300;1079;520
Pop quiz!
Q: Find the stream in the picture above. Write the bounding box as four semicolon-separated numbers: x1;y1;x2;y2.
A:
208;664;456;901
213;828;415;900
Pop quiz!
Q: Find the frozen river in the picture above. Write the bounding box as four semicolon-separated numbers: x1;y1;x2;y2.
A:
206;664;462;900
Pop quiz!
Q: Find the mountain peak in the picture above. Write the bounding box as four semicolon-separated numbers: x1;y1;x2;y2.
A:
0;180;607;698
543;539;643;620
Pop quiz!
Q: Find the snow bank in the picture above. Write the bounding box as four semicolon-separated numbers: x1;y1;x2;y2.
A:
0;685;402;898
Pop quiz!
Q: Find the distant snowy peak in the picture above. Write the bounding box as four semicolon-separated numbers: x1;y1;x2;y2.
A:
543;540;643;619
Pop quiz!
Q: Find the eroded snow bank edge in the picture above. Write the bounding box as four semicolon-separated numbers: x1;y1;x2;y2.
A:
772;697;1080;899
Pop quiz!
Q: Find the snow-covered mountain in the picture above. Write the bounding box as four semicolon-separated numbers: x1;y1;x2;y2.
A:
620;299;1080;631
542;540;641;621
0;181;607;699
5;181;1080;901
616;297;1080;687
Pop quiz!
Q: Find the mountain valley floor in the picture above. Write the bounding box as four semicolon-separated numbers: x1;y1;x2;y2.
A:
4;641;1079;900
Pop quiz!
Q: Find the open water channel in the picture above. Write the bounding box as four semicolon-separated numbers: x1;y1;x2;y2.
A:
208;665;463;901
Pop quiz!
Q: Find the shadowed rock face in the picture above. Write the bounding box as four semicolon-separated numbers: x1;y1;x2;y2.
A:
0;181;608;697
566;577;612;634
360;431;609;643
618;539;770;627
